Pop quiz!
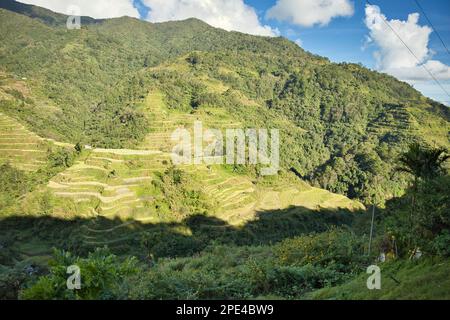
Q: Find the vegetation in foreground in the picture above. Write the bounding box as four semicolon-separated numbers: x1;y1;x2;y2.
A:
1;143;448;300
307;258;450;300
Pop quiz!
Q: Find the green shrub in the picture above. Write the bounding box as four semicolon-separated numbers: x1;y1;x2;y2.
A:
0;163;29;209
274;228;369;273
20;248;138;300
152;167;212;219
432;231;450;257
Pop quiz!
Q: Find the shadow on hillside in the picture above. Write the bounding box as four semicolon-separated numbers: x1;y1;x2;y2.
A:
0;204;364;265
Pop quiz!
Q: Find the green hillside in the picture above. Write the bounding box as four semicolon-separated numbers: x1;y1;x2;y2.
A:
1;1;449;204
307;259;450;300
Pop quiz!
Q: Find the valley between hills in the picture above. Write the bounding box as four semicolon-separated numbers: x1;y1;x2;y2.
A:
0;0;449;300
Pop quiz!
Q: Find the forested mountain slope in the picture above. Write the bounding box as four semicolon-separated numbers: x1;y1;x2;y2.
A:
0;0;449;206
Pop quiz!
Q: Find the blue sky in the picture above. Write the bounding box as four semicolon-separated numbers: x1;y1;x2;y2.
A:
246;0;449;67
19;0;450;104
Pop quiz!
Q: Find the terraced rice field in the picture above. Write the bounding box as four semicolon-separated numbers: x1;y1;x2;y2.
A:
48;149;172;221
3;88;364;249
47;151;253;223
38;89;363;246
216;182;363;226
367;105;416;136
46;147;363;248
0;112;49;171
139;91;243;153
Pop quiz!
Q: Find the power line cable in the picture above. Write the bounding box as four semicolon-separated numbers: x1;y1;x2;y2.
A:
413;0;450;57
365;0;450;100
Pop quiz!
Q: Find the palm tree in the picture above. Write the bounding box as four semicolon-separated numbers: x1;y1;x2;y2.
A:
397;143;449;184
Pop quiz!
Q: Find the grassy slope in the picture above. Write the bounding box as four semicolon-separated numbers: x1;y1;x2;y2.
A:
0;112;49;171
307;259;450;300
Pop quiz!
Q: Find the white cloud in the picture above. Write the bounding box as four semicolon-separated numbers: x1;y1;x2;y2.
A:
386;60;450;81
266;0;354;27
365;4;450;82
294;38;303;47
142;0;278;37
17;0;140;19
